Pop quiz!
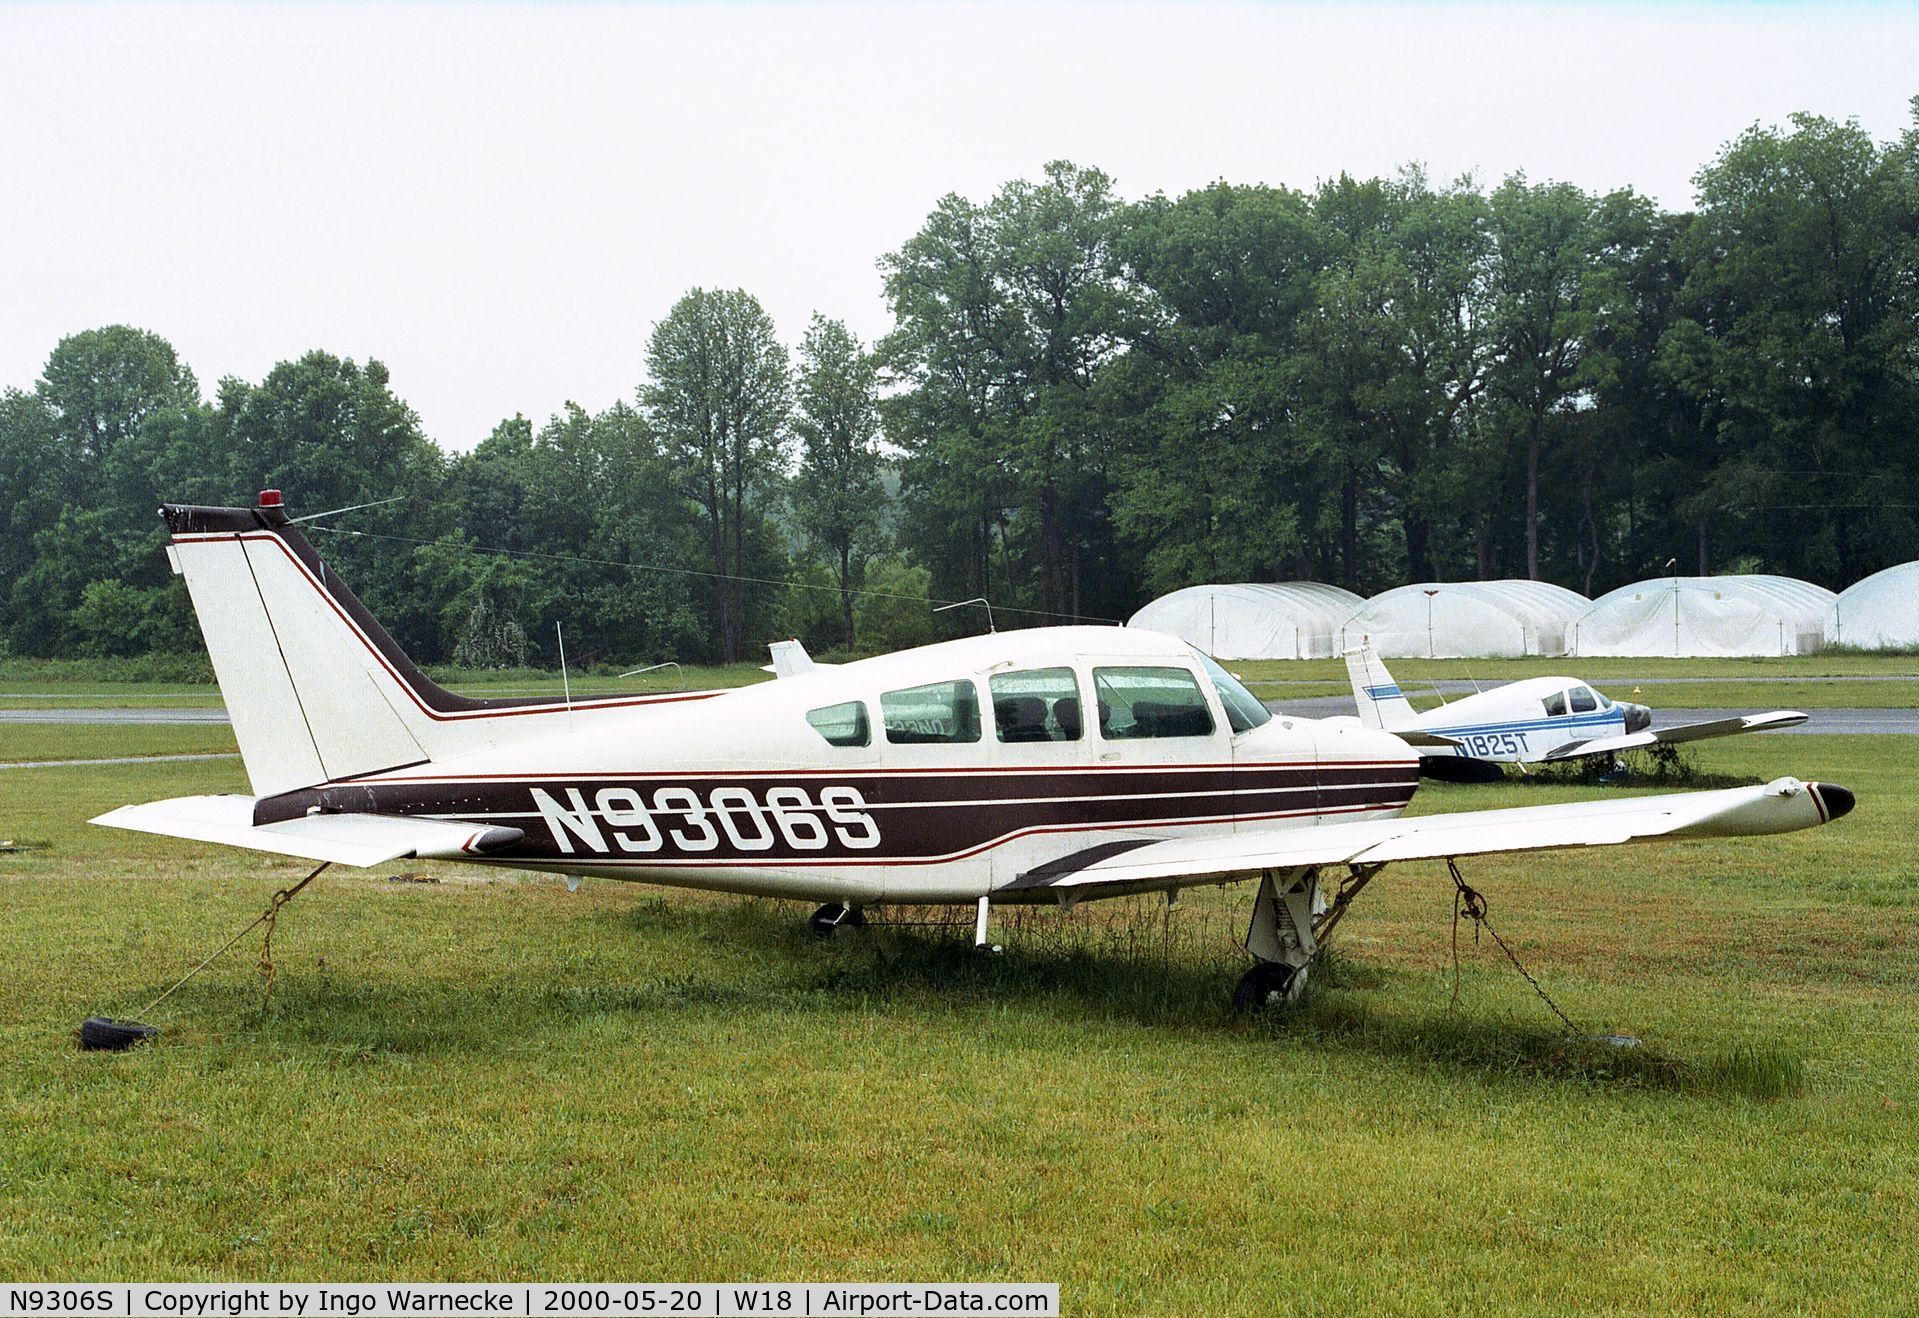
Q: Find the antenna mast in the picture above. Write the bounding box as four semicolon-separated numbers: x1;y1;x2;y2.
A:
556;622;574;731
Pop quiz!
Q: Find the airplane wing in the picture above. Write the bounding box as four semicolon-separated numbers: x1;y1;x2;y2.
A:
1541;710;1809;762
1000;777;1851;899
1395;730;1463;748
92;796;525;868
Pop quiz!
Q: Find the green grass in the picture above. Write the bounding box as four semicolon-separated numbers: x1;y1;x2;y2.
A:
1584;679;1919;709
1;724;239;763
1230;657;1919;710
1;728;1916;1302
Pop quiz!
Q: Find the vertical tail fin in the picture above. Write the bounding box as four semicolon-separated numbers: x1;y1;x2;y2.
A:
163;493;693;798
1343;642;1415;730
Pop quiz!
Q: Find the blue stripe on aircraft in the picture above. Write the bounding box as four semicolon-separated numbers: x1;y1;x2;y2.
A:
1365;685;1403;699
1428;713;1623;737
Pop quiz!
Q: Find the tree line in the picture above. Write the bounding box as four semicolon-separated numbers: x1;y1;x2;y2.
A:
3;105;1914;668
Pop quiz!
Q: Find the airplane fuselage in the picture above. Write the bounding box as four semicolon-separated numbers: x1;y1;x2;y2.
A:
254;629;1421;903
1396;676;1630;764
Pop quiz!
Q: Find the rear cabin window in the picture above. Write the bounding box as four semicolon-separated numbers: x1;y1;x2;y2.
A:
805;701;870;747
881;679;982;744
989;667;1082;743
1094;667;1216;740
1542;692;1568;717
1570;686;1599;714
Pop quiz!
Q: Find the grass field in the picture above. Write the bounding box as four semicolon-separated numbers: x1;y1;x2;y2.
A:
1230;654;1919;711
2;723;1916;1306
1;724;240;764
7;654;1918;712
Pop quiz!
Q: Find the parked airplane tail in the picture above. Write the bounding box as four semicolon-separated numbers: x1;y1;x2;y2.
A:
1343;642;1416;730
162;492;705;798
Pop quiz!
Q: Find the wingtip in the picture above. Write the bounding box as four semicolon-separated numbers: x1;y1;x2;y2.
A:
1812;782;1855;822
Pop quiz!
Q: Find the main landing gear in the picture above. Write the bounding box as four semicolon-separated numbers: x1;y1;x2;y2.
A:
1233;864;1380;1013
808;902;867;938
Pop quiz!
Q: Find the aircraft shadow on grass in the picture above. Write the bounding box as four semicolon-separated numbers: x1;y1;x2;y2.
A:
120;894;1698;1093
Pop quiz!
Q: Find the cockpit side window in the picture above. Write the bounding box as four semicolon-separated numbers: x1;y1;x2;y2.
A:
1542;692;1568;717
805;701;870;748
1570;686;1598;714
881;679;982;744
1094;667;1216;740
989;667;1082;743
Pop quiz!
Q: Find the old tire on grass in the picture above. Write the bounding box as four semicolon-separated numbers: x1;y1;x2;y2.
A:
79;1017;159;1051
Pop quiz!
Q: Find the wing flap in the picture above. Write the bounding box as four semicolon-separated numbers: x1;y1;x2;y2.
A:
91;796;523;867
1010;777;1847;896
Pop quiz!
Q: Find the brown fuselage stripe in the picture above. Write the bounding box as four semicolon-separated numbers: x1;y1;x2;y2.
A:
254;764;1419;865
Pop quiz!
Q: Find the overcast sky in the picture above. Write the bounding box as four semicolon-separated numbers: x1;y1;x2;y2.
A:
2;1;1914;450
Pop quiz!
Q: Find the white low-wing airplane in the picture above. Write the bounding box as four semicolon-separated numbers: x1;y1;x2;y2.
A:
1336;644;1809;783
93;494;1854;1009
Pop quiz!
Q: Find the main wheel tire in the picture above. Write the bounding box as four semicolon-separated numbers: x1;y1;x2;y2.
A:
1231;962;1298;1014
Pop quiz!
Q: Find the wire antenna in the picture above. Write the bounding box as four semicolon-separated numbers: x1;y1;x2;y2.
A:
619;660;684;690
288;495;405;524
933;596;996;633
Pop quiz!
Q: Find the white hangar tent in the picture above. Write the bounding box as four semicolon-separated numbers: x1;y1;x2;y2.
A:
1336;580;1590;659
1570;575;1836;657
1127;582;1366;660
1826;562;1919;650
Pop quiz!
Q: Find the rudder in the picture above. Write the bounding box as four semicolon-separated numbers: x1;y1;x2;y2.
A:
1343;642;1415;730
166;496;428;795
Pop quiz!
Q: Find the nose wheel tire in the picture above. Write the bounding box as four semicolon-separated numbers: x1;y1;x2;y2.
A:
1232;961;1302;1013
809;903;867;938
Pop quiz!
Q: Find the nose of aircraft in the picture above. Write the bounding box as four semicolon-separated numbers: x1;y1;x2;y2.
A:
1623;702;1652;733
1812;782;1856;821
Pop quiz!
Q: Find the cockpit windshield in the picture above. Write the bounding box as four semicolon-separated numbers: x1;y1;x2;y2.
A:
1186;645;1273;734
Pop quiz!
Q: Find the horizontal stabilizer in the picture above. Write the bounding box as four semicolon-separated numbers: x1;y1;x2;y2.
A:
1394;730;1462;748
92;796;523;868
1543;710;1809;762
